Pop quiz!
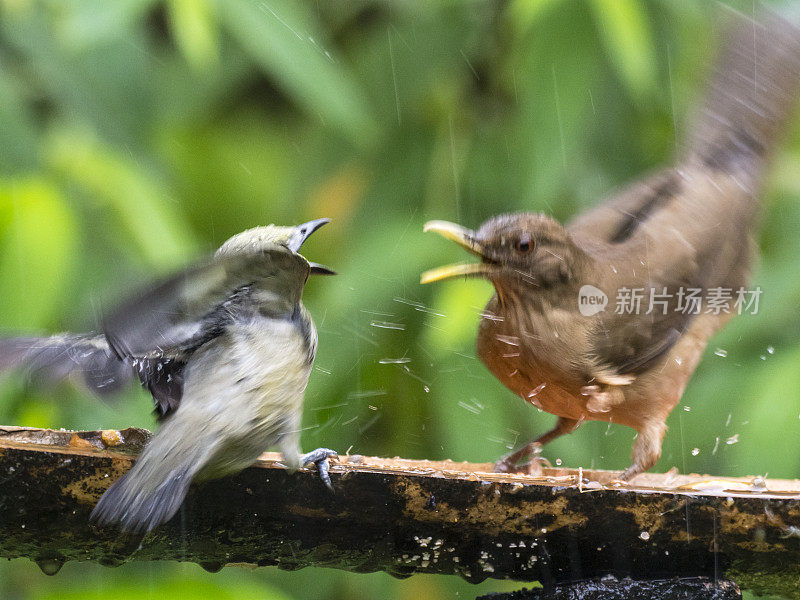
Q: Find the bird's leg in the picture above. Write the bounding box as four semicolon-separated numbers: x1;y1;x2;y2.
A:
618;421;667;481
300;448;339;490
494;417;580;475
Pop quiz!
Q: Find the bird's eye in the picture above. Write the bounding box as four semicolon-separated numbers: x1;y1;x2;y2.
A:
514;234;534;254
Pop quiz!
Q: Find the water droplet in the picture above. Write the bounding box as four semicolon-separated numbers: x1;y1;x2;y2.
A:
527;383;546;398
691;448;700;456
767;346;775;355
639;531;650;541
379;358;411;364
714;348;727;358
200;561;225;573
35;558;64;576
683;406;691;412
726;434;739;445
370;321;405;330
495;334;520;346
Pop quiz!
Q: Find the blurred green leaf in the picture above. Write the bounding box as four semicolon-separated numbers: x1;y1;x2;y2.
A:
507;0;601;202
0;62;38;173
166;0;221;72
45;128;198;269
55;0;158;49
218;0;377;146
507;0;566;35
588;0;658;102
0;177;78;329
723;345;800;478
421;279;493;356
0;5;160;146
36;574;295;600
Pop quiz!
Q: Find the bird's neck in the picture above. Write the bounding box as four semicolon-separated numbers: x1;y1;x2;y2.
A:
248;287;303;320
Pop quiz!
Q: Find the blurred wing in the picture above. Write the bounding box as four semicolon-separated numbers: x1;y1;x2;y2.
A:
0;335;133;396
133;355;188;420
590;318;690;379
130;285;257;420
567;168;680;245
102;249;308;359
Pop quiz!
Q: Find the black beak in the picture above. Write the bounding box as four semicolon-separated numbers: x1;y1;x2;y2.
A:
287;218;331;252
309;262;337;276
289;218;336;275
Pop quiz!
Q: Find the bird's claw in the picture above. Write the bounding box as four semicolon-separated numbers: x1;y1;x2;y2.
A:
493;442;550;476
300;448;338;490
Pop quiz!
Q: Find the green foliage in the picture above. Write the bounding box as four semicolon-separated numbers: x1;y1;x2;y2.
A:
0;0;798;598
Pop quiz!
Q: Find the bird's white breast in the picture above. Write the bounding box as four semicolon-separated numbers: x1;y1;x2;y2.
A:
180;316;313;442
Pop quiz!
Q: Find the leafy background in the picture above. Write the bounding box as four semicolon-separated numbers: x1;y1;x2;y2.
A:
0;0;798;598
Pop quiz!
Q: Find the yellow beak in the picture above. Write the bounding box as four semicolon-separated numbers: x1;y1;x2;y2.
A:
420;220;494;284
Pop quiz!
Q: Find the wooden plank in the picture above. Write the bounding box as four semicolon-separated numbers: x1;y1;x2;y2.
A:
0;426;798;597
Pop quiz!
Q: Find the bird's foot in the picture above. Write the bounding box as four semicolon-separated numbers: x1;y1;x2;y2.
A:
493;442;551;476
617;464;642;483
300;448;339;490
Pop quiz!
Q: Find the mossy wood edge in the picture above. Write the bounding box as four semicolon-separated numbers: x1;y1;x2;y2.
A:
1;426;799;597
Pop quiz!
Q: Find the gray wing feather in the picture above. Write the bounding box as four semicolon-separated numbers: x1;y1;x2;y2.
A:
102;250;307;360
0;335;132;396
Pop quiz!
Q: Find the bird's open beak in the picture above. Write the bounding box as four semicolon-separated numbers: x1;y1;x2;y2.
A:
308;262;336;276
420;220;494;284
289;218;331;252
291;218;336;275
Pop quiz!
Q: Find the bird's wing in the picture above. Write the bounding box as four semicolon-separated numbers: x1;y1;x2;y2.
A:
566;168;681;246
0;334;133;396
588;289;699;380
575;169;743;380
570;11;800;381
129;286;256;420
103;249;307;359
102;249;308;418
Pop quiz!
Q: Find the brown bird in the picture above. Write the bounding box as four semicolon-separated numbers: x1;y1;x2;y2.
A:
421;11;800;480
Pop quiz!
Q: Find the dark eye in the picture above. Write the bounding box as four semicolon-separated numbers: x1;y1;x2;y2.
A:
514;234;534;254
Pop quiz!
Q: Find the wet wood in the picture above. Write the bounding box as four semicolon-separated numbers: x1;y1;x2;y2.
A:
1;426;799;598
476;576;742;599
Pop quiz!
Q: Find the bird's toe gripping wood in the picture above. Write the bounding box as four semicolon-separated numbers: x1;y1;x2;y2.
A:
300;448;339;490
493;442;552;476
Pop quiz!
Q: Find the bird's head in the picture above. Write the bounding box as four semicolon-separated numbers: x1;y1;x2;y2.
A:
215;218;336;275
421;213;585;298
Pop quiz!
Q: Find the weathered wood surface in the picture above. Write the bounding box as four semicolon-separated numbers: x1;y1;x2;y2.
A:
1;426;800;598
476;577;742;599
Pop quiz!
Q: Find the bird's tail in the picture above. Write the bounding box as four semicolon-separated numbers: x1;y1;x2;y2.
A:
91;428;218;533
0;334;132;396
685;9;800;185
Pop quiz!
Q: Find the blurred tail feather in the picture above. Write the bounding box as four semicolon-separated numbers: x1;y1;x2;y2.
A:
686;10;800;181
91;434;218;533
